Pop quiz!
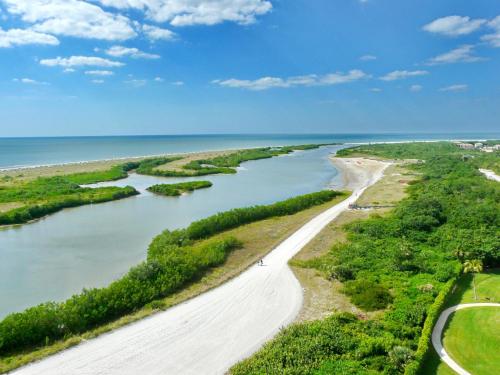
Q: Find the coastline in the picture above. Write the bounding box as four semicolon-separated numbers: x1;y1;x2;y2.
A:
0;137;493;173
329;156;386;192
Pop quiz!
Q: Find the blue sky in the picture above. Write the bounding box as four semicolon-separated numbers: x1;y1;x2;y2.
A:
0;0;499;137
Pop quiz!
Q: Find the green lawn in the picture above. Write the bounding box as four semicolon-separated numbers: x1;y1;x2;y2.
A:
422;270;500;375
441;308;500;375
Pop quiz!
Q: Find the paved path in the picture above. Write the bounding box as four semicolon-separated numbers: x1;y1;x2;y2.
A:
431;303;500;375
479;169;500;182
10;160;389;375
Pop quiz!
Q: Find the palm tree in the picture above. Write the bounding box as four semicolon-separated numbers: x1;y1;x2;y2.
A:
463;259;483;300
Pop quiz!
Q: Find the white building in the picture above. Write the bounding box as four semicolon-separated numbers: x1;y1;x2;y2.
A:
456;143;474;150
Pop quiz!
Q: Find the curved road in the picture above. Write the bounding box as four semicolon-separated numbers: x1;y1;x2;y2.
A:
432;303;500;375
11;159;389;375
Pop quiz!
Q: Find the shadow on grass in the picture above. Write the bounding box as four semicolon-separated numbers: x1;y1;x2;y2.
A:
444;274;473;308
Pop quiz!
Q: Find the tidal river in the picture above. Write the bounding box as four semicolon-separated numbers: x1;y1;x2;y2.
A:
0;146;343;318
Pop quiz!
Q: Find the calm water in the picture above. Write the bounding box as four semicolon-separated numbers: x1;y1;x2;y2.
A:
0;146;343;318
2;133;498;169
1;133;499;318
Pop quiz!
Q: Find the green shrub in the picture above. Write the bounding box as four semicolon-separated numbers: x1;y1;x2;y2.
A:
343;280;393;311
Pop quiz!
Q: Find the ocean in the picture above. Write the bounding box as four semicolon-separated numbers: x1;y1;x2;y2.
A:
2;133;498;169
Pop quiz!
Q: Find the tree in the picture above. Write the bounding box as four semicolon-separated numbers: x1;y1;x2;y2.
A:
463;259;483;300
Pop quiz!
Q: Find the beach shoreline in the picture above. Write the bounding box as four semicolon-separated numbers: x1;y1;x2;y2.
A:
0;137;493;174
329;156;388;192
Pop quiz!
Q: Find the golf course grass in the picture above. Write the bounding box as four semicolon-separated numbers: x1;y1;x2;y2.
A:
442;308;500;375
423;270;500;375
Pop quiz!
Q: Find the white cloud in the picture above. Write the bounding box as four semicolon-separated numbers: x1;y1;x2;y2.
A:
3;0;135;41
426;45;484;65
0;27;59;47
124;78;147;87
380;70;429;81
423;16;486;36
214;70;369;91
40;55;124;67
91;79;105;84
64;68;75;73
481;16;500;47
142;24;175;41
154;77;164;82
439;84;468;92
85;70;114;76
214;77;288;90
369;88;382;92
96;0;272;26
172;80;184;86
13;77;49;85
410;84;422;92
105;45;160;59
360;54;377;61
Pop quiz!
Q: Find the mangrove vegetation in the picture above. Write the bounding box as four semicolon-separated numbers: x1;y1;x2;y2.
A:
0;176;138;225
232;142;499;375
147;181;213;196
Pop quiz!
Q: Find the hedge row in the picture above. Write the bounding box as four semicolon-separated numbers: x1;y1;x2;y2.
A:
403;272;460;375
184;190;343;240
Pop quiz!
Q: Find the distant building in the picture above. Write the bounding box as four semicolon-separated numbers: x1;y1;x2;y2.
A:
474;142;484;149
481;145;500;153
456;143;474;150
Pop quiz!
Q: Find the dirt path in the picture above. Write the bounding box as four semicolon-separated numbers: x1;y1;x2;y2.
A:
10;158;389;375
431;303;500;375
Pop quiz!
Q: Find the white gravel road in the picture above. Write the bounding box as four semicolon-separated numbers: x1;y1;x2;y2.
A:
10;158;389;375
431;303;500;375
479;169;500;182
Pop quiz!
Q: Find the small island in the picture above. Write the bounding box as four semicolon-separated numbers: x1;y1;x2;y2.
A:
147;181;213;196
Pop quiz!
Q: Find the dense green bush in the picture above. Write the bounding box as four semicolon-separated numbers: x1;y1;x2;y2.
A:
403;277;457;375
343;280;393;311
147;181;213;196
233;143;498;374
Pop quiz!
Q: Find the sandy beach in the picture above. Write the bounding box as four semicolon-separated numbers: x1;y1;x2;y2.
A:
10;157;389;375
330;156;389;191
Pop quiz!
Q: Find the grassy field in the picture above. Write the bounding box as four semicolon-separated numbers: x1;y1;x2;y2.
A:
443;308;499;375
0;193;347;373
422;270;500;375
